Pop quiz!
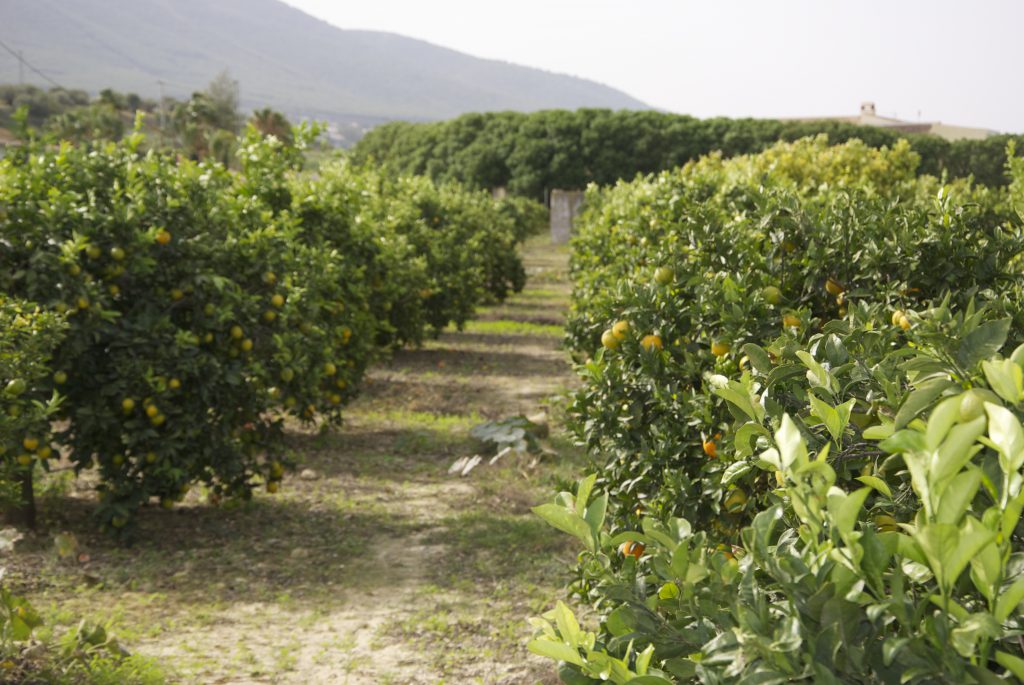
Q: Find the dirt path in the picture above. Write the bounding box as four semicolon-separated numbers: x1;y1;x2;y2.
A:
10;235;582;684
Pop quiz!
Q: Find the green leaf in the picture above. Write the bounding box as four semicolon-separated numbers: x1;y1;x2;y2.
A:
734;423;770;458
533;504;594;548
796;350;833;391
933;416;987;486
982;359;1023;404
605;606;636;637
985;403;1024;475
714;381;763;423
916;518;995;594
625;677;673;685
576;474;597;517
776;414;807;471
855;475;892;498
862;422;894;440
827;486;871;537
925;396;962;451
969;541;1002;603
995;575;1024;622
721;461;751;486
554;601;582;648
957;318;1011;370
584;492;608;539
996;652;1024;680
895;379;957;429
809;393;842;444
527;638;582;666
670;540;690;579
936;468;983;525
742;343;773;374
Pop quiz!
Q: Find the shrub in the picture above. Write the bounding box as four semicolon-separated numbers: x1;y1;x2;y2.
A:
564;137;1024;536
534;302;1024;683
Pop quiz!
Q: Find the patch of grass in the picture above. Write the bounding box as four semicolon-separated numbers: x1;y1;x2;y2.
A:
456;320;564;337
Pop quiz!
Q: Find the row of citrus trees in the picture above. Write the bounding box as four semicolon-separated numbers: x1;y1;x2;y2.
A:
530;136;1024;682
0;125;540;533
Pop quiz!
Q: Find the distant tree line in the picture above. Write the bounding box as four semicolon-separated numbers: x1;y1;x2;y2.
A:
0;71;295;165
351;110;1024;199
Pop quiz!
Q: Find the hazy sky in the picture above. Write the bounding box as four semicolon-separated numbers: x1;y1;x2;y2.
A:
285;0;1022;133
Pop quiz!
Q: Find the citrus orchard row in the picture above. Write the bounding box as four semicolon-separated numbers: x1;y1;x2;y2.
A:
530;136;1024;682
0;126;537;533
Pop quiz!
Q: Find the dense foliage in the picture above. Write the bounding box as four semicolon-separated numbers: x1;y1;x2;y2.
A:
530;137;1024;683
352;110;1024;198
0;126;537;533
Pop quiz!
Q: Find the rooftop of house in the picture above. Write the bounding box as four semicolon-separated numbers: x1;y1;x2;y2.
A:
785;102;997;141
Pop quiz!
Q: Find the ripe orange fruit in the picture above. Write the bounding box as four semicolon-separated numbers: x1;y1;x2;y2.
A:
703;439;717;458
782;314;801;328
619;541;645;560
601;329;620;350
150;414;166;427
711;341;731;357
155;229;172;245
640;334;663;352
240;338;254;352
898;315;911;331
36;446;52;460
891;310;905;326
262;271;277;286
76;296;90;310
22;437;39;452
145;404;159;418
122;398;136;413
329;393;342;405
230;325;244;340
16;454;32;467
168;378;181;390
612;321;630;339
825;278;844;296
335;379;347;390
271;294;285;308
324;362;337;376
263;310;277;323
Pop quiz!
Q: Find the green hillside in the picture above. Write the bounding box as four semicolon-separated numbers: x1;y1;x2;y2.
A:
0;0;648;131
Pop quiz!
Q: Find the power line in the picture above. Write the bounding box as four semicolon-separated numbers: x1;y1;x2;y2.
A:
0;38;63;88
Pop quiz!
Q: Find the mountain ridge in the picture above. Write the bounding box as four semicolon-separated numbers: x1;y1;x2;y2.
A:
0;0;649;130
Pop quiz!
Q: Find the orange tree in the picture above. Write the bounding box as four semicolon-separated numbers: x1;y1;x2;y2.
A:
563;137;1024;538
0;297;65;528
533;302;1024;683
0;126;530;533
0;133;377;531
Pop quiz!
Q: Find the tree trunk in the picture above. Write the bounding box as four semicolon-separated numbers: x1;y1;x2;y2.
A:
7;469;36;529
